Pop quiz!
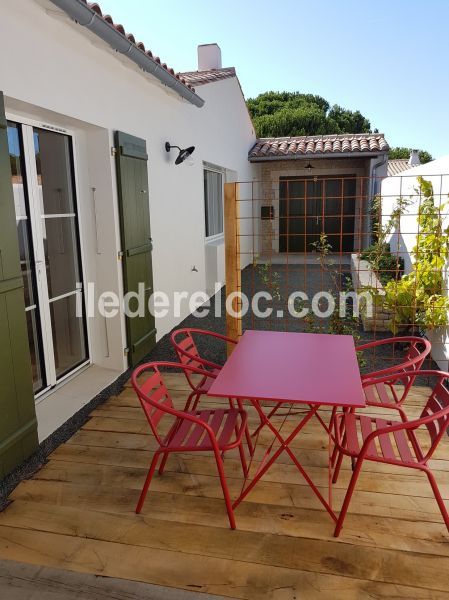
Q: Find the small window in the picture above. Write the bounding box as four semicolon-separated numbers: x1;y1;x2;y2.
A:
204;168;223;238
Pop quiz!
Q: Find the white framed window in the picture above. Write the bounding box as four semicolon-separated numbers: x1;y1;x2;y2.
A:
204;167;224;238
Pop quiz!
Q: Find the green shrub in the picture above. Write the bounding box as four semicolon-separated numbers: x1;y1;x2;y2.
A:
360;242;404;286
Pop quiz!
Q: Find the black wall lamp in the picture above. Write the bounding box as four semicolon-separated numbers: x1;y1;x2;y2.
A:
305;161;314;172
165;142;195;165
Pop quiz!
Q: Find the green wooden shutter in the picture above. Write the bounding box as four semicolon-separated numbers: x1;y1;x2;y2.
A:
115;131;156;366
0;92;38;478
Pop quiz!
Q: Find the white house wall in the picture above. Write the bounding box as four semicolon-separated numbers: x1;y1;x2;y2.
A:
1;0;257;345
381;156;449;370
1;0;257;439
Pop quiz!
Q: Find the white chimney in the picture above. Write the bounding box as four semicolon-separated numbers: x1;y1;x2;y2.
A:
198;44;222;71
408;149;420;167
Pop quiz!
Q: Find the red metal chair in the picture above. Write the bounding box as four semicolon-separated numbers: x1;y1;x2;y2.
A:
170;328;234;411
330;370;449;537
357;336;431;420
131;361;248;530
171;328;254;455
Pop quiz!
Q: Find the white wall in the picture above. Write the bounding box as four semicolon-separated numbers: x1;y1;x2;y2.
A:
381;156;449;369
381;156;449;269
1;0;257;359
0;0;257;440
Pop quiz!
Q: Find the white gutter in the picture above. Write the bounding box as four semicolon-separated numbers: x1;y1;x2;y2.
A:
48;0;205;108
249;152;387;162
370;154;389;197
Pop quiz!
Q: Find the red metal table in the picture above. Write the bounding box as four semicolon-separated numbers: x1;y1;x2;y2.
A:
207;330;366;520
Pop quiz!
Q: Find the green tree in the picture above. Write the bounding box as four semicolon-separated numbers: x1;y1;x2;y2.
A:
247;91;371;137
388;146;433;164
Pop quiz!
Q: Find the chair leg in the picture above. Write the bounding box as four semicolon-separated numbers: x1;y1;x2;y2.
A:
214;450;236;530
334;457;364;537
136;451;160;514
330;411;346;467
398;406;408;423
158;451;169;475
332;422;348;482
237;442;249;478
184;390;197;412
236;398;254;456
426;469;449;532
191;392;202;411
332;449;345;484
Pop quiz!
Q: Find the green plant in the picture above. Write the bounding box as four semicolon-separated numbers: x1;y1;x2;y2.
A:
360;242;404;285
384;177;449;333
255;261;282;302
389;146;433;164
246;91;372;138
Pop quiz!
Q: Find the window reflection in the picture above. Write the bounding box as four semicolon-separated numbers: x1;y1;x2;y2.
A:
7;121;46;394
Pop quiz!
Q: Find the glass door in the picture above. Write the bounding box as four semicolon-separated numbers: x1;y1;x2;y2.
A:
8;122;46;393
7;120;89;396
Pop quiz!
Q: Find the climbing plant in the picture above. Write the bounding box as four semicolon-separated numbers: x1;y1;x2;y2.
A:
384;177;449;333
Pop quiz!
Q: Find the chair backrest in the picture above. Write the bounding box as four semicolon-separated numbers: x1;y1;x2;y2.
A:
405;338;431;372
363;370;449;463
360;336;431;382
418;370;449;459
131;363;176;445
170;329;204;389
131;361;213;445
171;328;226;390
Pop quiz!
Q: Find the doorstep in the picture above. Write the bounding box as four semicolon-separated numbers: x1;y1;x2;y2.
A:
35;364;122;443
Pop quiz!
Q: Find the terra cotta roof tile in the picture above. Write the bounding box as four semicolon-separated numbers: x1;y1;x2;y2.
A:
387;159;411;176
248;133;389;160
178;67;236;86
80;1;196;93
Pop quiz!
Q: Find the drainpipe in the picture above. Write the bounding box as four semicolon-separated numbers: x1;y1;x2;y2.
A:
371;154;388;199
368;153;388;245
48;0;205;108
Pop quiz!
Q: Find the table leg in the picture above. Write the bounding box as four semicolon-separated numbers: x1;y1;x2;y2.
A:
233;401;337;522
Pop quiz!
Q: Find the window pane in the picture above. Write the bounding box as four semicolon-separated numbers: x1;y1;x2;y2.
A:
8;121;46;393
8;123;28;218
50;292;87;379
42;216;82;299
204;169;223;237
17;220;37;308
34;128;76;214
26;309;46;393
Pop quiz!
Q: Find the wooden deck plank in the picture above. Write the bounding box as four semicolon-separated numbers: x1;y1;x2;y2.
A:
2;500;449;591
0;559;227;600
1;374;448;598
0;525;444;600
9;479;448;545
38;455;449;500
3;492;449;558
21;460;447;523
51;438;449;475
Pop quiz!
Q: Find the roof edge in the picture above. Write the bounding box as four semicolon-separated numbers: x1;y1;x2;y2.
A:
254;133;388;141
49;0;205;107
249;151;388;163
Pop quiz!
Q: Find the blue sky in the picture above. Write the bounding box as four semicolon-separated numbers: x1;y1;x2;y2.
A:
98;0;449;158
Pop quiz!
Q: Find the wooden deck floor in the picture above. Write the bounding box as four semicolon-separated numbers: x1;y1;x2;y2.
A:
0;375;449;599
